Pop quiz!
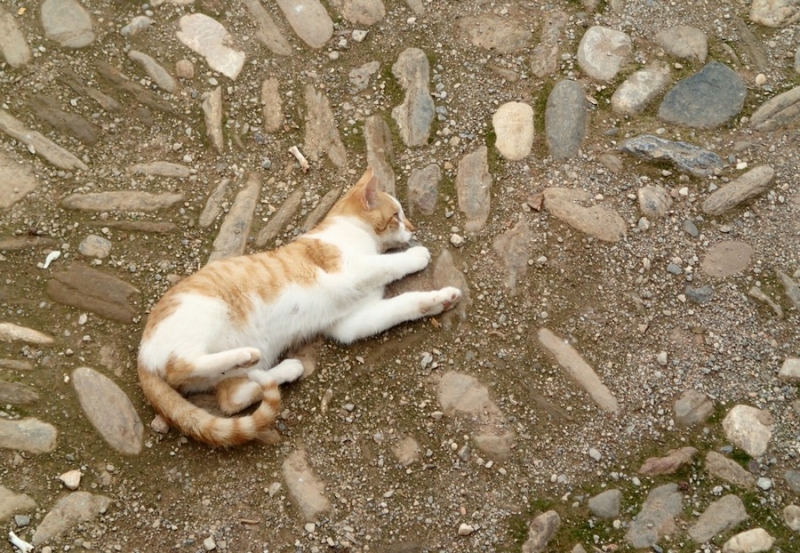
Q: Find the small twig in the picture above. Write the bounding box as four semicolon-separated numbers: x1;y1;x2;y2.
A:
9;531;34;553
288;145;310;172
239;518;260;525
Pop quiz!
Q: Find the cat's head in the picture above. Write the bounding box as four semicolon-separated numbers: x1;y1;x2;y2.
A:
328;168;416;250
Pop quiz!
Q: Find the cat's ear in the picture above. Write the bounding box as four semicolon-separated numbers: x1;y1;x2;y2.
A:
359;168;379;210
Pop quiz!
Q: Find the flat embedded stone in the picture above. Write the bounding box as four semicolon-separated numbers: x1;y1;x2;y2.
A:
722;404;773;457
46;265;140;323
658;62;746;128
177;14;245;80
545;80;587;160
673;390;714;426
32;492;111;545
364;115;395;195
276;0;333;49
537;327;619;413
705;451;756;490
282;449;331;521
72;367;143;455
0;381;39;405
335;0;385;25
619;135;725;177
750;0;800;27
128;50;178;93
493;102;534;161
391;48;435;147
41;0;95;48
456;146;492;233
0;418;57;454
703;165;775;215
701;241;754;278
611;62;671;115
62;191;185;212
240;0;292;56
208;173;261;263
458;14;532;53
0;486;37;522
255;187;303;247
0;7;32;67
407;163;440;216
625;484;683;549
0;322;54;344
0;110;88;171
543;187;626;243
656;25;708;63
577;26;631;81
688;495;749;543
304;84;347;168
638;447;698;475
750;86;800;132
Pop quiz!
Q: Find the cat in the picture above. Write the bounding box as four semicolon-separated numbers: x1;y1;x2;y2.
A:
137;167;462;447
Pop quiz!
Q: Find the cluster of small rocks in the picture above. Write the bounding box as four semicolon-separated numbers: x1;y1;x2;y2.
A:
1;0;798;552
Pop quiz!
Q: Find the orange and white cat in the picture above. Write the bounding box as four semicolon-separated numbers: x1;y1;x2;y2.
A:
138;168;461;447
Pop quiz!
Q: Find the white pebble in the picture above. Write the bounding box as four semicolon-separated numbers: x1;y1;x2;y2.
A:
59;469;82;490
458;523;474;536
203;537;216;551
450;234;465;247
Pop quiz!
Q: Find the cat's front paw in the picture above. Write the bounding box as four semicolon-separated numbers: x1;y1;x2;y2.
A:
405;245;431;272
420;287;462;316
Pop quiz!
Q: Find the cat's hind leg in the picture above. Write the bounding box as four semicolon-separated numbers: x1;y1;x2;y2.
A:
217;358;304;414
327;287;461;343
193;347;261;377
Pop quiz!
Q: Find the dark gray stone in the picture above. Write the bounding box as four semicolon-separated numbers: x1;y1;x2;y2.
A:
683;219;699;237
619;135;725;177
685;284;714;304
785;469;800;493
545;80;587;160
658;62;746;128
588;489;621;519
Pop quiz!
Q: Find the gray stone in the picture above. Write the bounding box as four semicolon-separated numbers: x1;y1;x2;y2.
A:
537;328;619;413
588;489;621;519
688;495;749;543
301;187;341;231
611;62;671;115
276;0;333;49
129;161;190;178
0;151;38;209
577;26;632;82
638;447;698;475
530;11;568;78
0;381;39;404
796;45;800;74
598;153;623;174
786;470;800;493
0;486;37;523
703;165;775;215
784;505;800;532
685;284;714;304
493;102;534;161
656;25;708;63
62;191;184;212
750;0;800;27
492;215;533;296
432;249;471;326
748;286;783;319
619;135;724;177
458;15;532;53
776;270;800;311
177;14;246;80
705;452;756;490
0;110;88;171
32;492;111;545
722;405;773;457
240;0;292;56
779;358;800;381
683;219;700;237
46;265;140;323
545;80;587;160
208;173;261;263
674;390;714;426
701;241;754;278
72;367;143;455
543;188;626;243
392;436;420;466
349;61;380;92
304;84;347;169
437;371;514;460
261;78;284;133
392;48;435;147
456;146;492;233
0;7;32;67
522;510;560;553
0;418;57;454
404;0;424;15
750;86;800;132
625;483;683;549
638;185;672;219
29;95;100;145
0;322;54;345
407;164;440;216
282;448;331;521
658;62;746;128
128;51;178;94
333;0;385;25
120;15;152;37
256;187;303;247
364;115;395;195
41;0;95;48
202;87;224;153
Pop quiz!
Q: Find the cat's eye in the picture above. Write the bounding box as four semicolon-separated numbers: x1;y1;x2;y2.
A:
393;212;400;221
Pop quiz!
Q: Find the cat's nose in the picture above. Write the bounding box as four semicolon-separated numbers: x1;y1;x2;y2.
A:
402;215;415;232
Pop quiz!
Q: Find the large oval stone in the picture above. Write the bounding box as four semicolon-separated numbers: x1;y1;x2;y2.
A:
72;367;143;455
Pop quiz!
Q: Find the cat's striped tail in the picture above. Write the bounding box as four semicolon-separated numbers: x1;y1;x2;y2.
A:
137;364;280;447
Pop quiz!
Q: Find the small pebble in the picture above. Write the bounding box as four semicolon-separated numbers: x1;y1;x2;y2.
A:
458;523;474;536
203;537;216;551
